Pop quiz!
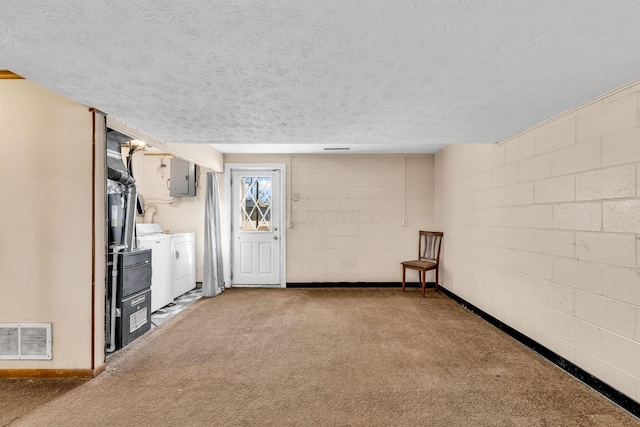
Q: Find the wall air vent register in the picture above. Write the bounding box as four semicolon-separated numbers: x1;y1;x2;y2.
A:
0;323;52;360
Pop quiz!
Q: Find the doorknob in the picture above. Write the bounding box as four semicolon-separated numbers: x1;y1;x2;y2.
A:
274;235;278;240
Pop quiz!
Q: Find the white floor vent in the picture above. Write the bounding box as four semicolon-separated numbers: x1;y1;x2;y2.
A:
0;323;52;360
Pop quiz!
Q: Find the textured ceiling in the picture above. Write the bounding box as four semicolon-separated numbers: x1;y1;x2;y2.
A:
1;1;640;154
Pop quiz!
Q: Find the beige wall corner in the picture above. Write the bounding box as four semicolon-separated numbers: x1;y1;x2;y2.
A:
0;80;96;370
105;117;223;172
92;111;107;371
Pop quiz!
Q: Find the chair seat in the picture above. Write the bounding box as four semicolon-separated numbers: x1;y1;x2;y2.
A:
401;260;436;270
401;230;443;297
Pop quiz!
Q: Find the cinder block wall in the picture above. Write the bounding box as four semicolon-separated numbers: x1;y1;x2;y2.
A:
435;82;640;402
223;154;434;282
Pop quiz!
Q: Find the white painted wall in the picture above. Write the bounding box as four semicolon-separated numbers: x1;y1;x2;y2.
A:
434;83;640;403
0;80;104;370
93;113;107;371
223;154;434;283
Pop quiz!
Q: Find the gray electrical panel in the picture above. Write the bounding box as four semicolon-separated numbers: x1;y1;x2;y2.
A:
169;158;197;197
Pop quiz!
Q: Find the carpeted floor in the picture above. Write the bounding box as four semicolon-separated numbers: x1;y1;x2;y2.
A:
0;378;87;426
3;288;639;426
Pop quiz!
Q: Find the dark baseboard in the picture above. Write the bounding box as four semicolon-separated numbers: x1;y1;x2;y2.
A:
286;281;638;418
287;282;436;288
438;286;640;419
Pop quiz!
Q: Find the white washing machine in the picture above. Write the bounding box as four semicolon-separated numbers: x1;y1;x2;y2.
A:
136;224;174;312
172;232;196;298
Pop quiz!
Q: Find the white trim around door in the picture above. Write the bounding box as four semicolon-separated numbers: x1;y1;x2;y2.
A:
224;163;287;288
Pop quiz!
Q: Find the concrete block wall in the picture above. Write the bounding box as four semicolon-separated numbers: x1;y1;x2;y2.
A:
224;154;434;283
435;82;640;403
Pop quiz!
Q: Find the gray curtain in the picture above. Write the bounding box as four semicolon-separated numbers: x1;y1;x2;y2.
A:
203;172;224;297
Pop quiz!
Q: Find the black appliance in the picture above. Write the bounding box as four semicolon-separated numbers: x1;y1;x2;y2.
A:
105;129;151;353
115;249;152;349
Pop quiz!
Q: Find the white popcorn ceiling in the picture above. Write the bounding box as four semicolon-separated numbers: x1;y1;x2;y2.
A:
1;1;640;154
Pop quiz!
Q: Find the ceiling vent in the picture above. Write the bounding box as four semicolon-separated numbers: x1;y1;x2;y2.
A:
0;323;52;360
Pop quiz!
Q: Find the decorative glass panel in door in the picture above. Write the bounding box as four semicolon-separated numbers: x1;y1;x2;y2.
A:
240;177;272;232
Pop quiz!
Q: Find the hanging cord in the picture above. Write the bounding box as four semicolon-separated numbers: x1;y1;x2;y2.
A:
402;156;407;225
158;156;167;179
287;156;293;228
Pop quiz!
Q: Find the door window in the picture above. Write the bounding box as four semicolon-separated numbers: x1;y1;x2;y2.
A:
240;176;272;232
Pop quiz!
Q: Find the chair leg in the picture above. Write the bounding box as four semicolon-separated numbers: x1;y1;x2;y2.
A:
422;270;426;298
402;266;406;292
435;267;439;293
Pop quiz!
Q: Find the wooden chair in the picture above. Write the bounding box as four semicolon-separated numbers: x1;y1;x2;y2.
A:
401;231;443;297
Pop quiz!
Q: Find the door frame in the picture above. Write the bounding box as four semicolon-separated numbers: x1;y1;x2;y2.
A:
224;163;287;288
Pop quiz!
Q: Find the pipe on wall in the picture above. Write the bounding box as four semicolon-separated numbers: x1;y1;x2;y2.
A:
122;185;137;250
106;166;137;250
106;244;126;353
107;167;134;186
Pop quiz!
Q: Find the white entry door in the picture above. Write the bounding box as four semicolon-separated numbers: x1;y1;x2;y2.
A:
231;170;281;285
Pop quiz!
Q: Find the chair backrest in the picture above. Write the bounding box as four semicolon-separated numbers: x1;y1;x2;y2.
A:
418;231;443;263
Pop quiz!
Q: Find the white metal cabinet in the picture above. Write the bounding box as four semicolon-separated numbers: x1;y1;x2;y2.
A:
136;224;174;312
172;232;196;298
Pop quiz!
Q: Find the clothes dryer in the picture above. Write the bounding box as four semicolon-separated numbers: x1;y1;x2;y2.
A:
172;232;196;298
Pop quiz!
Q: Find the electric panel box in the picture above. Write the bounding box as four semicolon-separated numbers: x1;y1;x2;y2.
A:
169;158;196;197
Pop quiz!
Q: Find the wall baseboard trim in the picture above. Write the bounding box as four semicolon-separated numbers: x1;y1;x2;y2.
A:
287;282;436;288
0;369;94;379
438;286;640;419
93;363;106;378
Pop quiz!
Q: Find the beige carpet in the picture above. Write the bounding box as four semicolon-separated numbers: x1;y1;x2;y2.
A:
0;378;86;426
4;288;639;426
